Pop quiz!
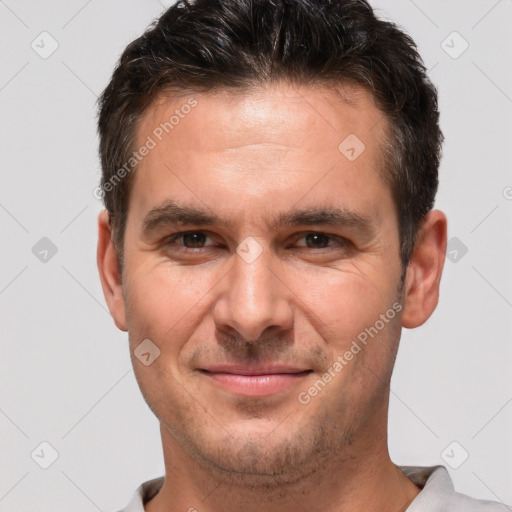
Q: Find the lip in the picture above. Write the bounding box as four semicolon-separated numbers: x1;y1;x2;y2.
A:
200;366;312;397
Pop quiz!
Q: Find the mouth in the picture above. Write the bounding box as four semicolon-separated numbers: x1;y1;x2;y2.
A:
199;365;313;397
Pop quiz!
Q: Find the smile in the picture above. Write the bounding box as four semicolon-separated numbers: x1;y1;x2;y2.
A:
199;366;313;397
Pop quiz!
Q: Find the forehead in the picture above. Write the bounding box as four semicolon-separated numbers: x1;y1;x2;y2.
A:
140;82;386;155
129;82;392;227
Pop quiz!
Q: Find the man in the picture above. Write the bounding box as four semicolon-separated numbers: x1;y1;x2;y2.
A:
96;0;510;511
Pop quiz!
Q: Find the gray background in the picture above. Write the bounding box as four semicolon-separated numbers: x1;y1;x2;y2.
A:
0;1;511;510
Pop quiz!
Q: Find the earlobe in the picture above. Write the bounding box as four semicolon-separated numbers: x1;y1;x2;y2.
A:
97;210;128;331
401;210;447;329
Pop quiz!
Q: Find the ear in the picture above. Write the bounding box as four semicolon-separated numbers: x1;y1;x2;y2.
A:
401;209;447;329
97;210;127;331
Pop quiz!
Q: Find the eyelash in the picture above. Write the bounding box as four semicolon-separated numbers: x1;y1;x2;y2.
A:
163;231;350;252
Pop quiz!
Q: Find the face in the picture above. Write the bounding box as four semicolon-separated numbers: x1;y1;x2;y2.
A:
100;82;426;484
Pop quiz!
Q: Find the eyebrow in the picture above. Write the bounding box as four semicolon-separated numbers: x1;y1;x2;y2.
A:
143;202;222;233
142;200;375;238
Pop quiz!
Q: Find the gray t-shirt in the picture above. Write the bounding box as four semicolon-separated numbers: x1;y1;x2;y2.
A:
117;465;511;511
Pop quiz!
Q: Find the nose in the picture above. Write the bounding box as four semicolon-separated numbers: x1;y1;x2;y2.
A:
212;241;294;343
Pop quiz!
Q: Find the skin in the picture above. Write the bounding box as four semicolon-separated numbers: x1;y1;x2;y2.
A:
97;82;447;512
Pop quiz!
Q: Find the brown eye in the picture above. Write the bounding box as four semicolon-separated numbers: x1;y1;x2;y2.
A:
180;232;208;248
166;231;213;249
294;232;344;249
303;233;332;248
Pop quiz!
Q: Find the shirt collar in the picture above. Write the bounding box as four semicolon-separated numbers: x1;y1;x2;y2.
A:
120;465;453;512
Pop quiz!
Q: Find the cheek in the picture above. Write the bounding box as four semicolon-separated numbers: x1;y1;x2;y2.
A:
296;263;399;342
123;261;214;348
296;264;403;395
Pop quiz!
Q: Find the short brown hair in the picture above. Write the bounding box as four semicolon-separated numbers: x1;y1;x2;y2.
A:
97;0;442;270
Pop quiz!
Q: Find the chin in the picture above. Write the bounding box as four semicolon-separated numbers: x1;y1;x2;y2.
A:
174;417;341;488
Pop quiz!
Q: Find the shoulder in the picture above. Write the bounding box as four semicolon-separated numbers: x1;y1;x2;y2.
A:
115;476;165;512
446;492;512;512
398;465;511;512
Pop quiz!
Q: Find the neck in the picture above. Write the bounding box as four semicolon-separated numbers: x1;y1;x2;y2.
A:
145;419;420;512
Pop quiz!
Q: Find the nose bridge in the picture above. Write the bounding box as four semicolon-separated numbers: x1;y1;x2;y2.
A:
213;240;293;342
